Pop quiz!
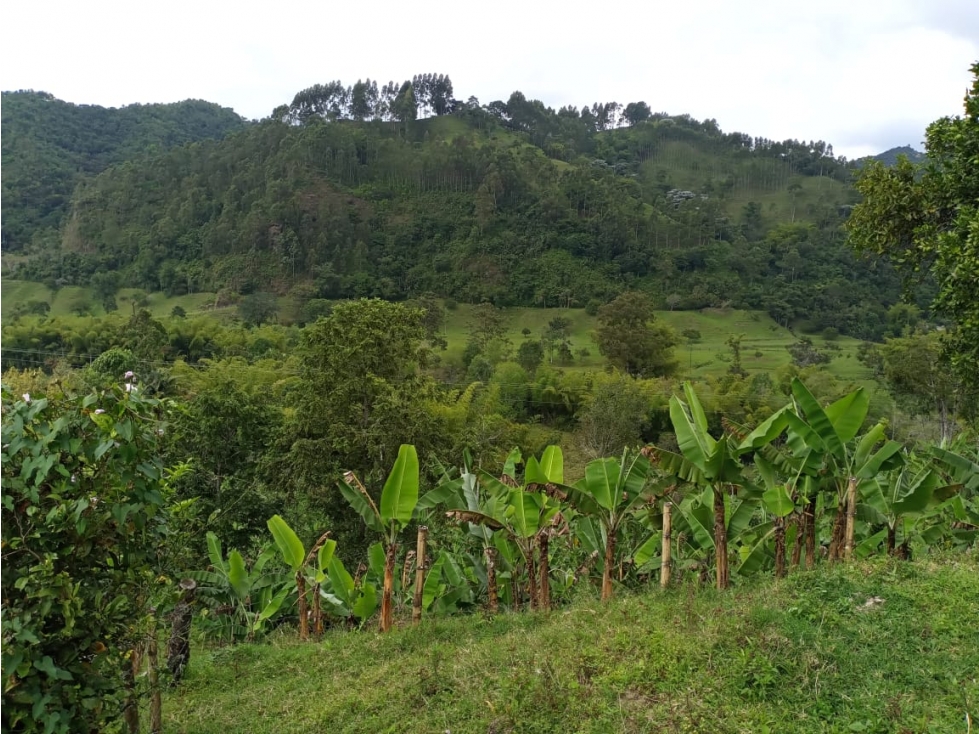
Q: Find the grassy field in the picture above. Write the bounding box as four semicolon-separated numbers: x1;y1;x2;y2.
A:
162;556;979;733
442;303;875;385
2;279;879;393
0;279;222;320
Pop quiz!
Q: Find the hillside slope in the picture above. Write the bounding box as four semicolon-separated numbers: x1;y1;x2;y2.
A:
3;84;904;339
165;558;979;734
0;91;246;250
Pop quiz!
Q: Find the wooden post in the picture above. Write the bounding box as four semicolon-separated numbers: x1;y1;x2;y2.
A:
661;502;672;589
123;647;141;734
538;532;551;612
484;547;498;614
167;578;196;684
412;526;428;624
148;611;162;734
713;487;729;590
843;476;858;561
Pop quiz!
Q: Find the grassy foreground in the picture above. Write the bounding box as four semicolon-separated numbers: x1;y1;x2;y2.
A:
164;557;978;734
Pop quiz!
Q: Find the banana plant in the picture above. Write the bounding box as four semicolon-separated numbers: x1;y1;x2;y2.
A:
423;449;517;611
564;448;650;600
651;383;788;589
858;459;962;556
339;444;422;632
446;446;564;610
931;445;979;548
781;379;904;561
318;552;379;625
189;531;289;642
421;549;475;615
267;515;337;638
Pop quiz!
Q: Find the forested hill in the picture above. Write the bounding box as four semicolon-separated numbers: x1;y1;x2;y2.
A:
870;145;927;167
0;91;246;250
4;78;905;339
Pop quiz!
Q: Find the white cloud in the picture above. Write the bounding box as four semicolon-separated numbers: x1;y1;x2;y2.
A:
2;0;976;157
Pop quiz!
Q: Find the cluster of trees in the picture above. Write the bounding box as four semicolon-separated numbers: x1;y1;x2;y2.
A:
280;73;457;124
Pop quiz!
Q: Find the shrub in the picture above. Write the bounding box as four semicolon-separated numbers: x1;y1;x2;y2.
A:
1;384;170;733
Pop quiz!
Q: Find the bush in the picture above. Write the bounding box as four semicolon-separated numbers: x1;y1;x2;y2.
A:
444;298;459;311
1;385;170;733
584;300;602;316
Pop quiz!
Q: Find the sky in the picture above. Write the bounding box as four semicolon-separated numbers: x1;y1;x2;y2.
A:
2;0;977;159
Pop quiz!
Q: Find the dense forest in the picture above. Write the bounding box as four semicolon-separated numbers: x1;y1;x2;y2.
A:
2;77;915;340
0;91;246;251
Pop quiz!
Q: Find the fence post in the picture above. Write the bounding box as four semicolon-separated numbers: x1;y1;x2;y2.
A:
844;476;858;560
412;526;428;624
661;502;672;589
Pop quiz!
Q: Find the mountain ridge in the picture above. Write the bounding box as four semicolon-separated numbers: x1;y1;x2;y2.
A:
1;84;905;340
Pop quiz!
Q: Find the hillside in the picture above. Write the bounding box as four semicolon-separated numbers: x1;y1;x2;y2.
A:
163;558;979;733
870;145;927;167
2;80;906;339
0;91;246;250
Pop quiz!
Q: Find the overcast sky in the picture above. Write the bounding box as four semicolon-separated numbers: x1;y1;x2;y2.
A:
3;0;976;158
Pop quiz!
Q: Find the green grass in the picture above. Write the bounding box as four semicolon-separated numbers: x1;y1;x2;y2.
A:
0;279;53;319
2;280;878;392
163;556;979;733
441;303;875;385
0;279;221;320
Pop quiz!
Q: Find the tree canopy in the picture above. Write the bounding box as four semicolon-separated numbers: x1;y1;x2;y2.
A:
848;62;979;389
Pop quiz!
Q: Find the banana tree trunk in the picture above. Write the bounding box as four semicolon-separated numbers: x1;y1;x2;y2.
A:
886;524;896;555
526;546;539;611
804;496;817;569
713;487;729;590
312;585;324;636
829;492;847;562
601;530;617;601
774;516;787;578
381;543;396;632
297;572;309;641
484;547;498;614
790;514;803;569
661;502;672;589
538;533;551;612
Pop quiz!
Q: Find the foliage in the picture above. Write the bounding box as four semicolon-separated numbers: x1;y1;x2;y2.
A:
1;384;170;733
848;62;979;390
4;84;905;340
1;91;244;251
595;292;678;377
279;299;441;551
